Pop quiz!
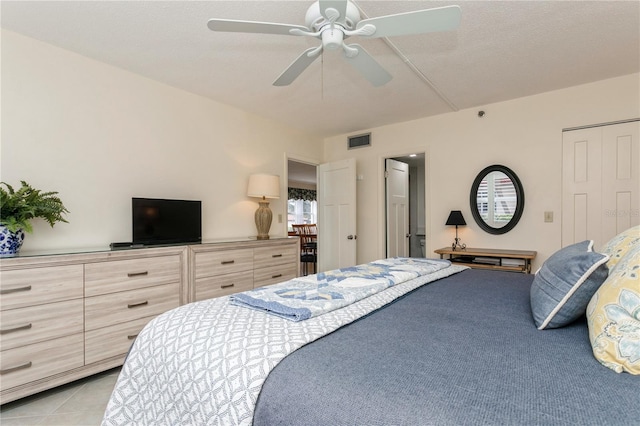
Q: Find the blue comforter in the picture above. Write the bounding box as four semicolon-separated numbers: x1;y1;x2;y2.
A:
254;269;640;425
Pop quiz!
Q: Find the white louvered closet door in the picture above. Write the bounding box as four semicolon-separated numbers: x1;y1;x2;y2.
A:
562;120;640;249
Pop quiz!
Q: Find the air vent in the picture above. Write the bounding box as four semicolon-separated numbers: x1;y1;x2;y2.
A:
348;133;371;149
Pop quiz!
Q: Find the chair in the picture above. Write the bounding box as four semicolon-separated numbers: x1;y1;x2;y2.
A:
292;224;317;276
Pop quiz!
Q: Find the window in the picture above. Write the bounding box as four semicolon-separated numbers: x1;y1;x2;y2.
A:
288;199;317;231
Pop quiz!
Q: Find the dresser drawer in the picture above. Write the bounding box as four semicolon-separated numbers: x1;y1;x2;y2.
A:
0;333;84;390
0;299;83;351
85;315;154;365
195;270;253;301
254;263;298;287
85;255;181;297
195;249;254;279
254;245;298;269
0;265;83;310
85;282;180;331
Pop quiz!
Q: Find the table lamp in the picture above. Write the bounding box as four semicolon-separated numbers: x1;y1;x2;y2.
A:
446;210;466;251
247;174;280;240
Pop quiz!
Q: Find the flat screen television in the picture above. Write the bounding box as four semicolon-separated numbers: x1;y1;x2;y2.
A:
132;198;202;246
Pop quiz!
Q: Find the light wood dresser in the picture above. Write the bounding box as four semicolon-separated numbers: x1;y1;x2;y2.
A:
190;239;298;302
0;237;298;404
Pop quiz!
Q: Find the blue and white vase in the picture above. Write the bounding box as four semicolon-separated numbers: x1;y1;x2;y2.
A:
0;225;26;257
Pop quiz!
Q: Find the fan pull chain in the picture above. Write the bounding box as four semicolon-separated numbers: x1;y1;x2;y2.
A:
321;53;325;100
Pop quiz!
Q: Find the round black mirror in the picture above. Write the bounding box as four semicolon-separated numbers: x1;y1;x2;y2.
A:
469;165;524;235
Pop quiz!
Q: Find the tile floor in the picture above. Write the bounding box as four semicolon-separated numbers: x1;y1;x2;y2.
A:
0;367;120;426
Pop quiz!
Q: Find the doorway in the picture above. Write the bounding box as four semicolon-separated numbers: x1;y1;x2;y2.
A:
385;153;426;258
287;159;318;231
286;156;358;273
287;159;318;275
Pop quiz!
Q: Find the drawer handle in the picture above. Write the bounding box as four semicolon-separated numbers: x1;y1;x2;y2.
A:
272;254;283;258
0;361;32;375
271;274;283;279
127;300;149;308
0;323;33;335
0;285;32;295
127;334;138;340
127;271;149;278
221;283;235;289
221;260;235;265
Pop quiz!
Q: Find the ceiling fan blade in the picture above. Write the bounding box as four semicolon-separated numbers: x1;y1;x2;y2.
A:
356;5;461;38
273;47;322;86
343;44;392;87
319;0;348;23
207;19;309;36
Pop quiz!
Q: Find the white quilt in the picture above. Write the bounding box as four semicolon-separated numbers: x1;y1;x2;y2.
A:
231;258;452;321
102;262;466;426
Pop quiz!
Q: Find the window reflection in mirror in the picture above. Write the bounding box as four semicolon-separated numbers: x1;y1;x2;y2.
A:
476;171;517;228
470;165;524;235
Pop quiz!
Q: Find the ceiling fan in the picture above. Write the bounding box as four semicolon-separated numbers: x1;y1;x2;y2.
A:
207;1;461;87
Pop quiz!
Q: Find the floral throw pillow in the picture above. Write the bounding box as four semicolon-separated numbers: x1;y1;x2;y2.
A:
587;244;640;374
600;225;640;271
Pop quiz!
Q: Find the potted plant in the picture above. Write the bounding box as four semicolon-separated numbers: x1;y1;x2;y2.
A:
0;181;69;256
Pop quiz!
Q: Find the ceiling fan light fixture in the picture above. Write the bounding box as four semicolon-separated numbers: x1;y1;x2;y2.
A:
322;28;344;50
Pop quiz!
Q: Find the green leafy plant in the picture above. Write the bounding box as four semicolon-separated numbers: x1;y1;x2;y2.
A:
0;181;69;233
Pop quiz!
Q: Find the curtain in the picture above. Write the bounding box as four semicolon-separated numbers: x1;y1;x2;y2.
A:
288;187;316;201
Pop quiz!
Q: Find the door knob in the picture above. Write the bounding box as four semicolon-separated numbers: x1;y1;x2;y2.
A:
347;235;354;240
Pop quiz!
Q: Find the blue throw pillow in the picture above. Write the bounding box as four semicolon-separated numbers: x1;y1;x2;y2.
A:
530;240;609;330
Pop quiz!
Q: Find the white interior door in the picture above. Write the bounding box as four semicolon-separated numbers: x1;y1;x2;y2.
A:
601;121;640;240
317;158;356;272
562;120;639;248
562;127;602;245
385;159;409;257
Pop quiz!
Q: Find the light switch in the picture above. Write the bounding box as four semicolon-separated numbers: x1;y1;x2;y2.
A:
544;211;553;223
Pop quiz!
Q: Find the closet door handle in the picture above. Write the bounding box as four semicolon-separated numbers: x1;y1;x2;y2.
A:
0;323;32;335
0;285;32;295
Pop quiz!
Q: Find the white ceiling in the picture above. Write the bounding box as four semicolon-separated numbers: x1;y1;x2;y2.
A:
2;1;639;138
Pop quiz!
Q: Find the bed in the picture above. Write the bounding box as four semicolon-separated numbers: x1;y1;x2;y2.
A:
102;229;639;426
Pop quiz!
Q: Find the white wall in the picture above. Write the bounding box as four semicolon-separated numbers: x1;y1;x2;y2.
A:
0;30;322;251
324;73;640;270
3;29;637;264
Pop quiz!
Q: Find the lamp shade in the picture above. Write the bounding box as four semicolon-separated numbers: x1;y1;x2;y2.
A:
446;210;466;226
247;174;280;199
